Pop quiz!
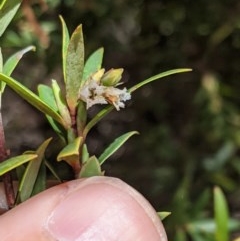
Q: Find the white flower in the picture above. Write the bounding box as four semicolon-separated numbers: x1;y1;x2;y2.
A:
79;78;131;111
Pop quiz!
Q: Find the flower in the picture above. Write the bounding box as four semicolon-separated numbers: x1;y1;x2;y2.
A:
79;69;131;111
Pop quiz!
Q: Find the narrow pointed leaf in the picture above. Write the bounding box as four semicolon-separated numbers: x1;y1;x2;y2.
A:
38;84;58;111
79;156;102;178
66;25;84;111
0;73;66;127
157;212;171;221
3;46;36;76
0;154;37;176
57;137;82;167
52;79;71;128
31;161;46;196
0;48;3;73
2;46;35;93
83;106;113;137
18;138;51;202
0;0;21;37
82;144;89;164
99;131;139;165
187;218;240;234
214;186;229;241
129;68;192;93
82;47;104;82
0;0;8;9
45;160;62;183
59;15;70;83
38;84;66;137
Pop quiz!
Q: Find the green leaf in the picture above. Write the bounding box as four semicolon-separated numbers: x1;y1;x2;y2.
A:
45;160;62;183
0;0;7;9
38;84;66;138
38;84;58;111
66;24;84;112
82;47;104;82
0;48;3;73
157;211;171;221
0;73;66;127
79;156;102;178
57;137;82;166
83;106;113;137
187;218;240;234
128;68;192;93
0;154;37;176
59;15;70;83
98;131;139;165
18;138;52;202
214;186;229;241
2;46;35;93
3;46;36;76
52;79;71;128
175;229;188;241
81;144;89;164
0;0;22;37
30;160;46;196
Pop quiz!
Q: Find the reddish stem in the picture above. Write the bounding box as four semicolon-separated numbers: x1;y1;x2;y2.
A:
0;110;14;209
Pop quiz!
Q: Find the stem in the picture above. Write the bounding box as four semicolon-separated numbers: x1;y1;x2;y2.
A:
69;108;82;178
0;105;14;209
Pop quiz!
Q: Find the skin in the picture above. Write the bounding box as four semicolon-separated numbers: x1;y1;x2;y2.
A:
0;176;168;241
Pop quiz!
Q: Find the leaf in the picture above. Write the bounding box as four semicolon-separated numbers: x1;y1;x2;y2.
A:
187;218;240;234
30;160;46;196
82;47;104;82
0;48;3;73
0;73;66;127
79;156;102;178
38;84;58;111
98;131;139;165
66;24;84;112
38;84;66;137
57;137;82;167
59;15;70;83
2;46;35;93
52;79;71;128
175;229;188;241
83;106;113;137
18;138;52;202
81;144;89;164
0;0;21;37
214;186;229;241
0;154;37;176
157;212;171;221
3;46;36;76
0;0;7;9
128;68;192;93
45;160;62;183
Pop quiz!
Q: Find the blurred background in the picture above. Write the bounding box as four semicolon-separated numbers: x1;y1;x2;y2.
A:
1;0;240;240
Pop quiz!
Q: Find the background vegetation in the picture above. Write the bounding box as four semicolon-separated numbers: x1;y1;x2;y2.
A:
1;0;240;240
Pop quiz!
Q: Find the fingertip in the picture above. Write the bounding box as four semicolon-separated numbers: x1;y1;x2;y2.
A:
46;176;167;241
0;177;167;241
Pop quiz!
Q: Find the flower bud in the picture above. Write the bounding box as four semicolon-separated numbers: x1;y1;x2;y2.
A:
91;68;105;83
101;68;124;86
